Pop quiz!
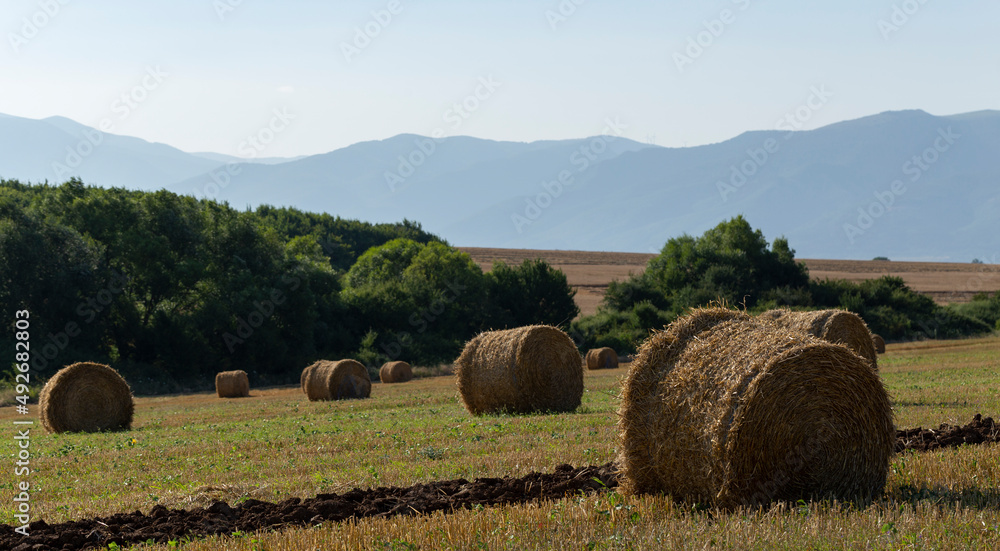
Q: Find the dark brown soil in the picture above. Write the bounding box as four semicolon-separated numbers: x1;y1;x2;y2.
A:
895;413;999;453
4;415;999;551
0;463;617;551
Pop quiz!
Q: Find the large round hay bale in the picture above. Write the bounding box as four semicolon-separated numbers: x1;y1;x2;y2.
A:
39;362;134;433
872;334;886;354
759;308;878;369
618;307;894;508
300;362;316;394
585;347;619;370
215;370;250;398
379;361;413;384
302;360;372;401
456;325;583;415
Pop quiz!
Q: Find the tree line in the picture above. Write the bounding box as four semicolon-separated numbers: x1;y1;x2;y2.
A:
0;180;578;394
571;216;998;352
3;181;995;395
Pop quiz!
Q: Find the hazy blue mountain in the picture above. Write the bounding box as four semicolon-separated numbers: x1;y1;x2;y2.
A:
170;109;998;261
446;109;1000;262
0;113;226;189
4;109;998;261
190;152;306;165
169;132;655;226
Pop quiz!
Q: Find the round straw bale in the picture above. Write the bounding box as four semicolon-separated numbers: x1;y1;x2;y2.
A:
759;308;878;369
456;325;583;415
39;362;134;433
872;334;886;354
586;347;619;370
618;307;894;508
215;370;250;398
303;359;371;401
300;362;316;394
379;361;413;384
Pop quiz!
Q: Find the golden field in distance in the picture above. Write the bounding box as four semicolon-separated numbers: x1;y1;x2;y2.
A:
459;248;1000;317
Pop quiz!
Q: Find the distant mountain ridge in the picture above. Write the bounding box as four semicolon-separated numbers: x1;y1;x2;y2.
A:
2;109;998;261
0;113;301;189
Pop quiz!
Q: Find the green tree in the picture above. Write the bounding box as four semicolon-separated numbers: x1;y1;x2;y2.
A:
606;216;808;314
0;200;103;378
485;258;579;329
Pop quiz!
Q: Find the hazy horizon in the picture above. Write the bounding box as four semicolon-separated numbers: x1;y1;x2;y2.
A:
3;1;997;158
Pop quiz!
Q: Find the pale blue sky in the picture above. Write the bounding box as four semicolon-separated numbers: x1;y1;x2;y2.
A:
2;0;996;157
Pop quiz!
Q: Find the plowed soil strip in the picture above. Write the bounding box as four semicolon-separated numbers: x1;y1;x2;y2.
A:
895;413;998;453
4;416;998;551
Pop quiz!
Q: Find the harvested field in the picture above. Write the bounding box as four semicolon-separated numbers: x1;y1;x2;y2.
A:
2;335;999;550
458;248;1000;316
2;415;996;550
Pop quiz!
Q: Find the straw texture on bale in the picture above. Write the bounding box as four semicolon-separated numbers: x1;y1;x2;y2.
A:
872;334;886;354
300;362;316;394
759;308;878;369
456;325;583;415
585;347;619;370
302;359;372;401
215;370;250;398
617;307;895;508
39;362;134;433
379;361;413;384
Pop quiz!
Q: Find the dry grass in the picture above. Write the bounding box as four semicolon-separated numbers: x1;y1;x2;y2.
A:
135;489;1000;550
2;336;999;550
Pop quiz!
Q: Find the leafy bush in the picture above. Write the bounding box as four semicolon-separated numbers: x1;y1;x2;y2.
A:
485;259;579;329
576;218;995;352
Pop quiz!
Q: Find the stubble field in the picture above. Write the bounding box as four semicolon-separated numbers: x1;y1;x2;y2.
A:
459;248;1000;316
2;335;1000;550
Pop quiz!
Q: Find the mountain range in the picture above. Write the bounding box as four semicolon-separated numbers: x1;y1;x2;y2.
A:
1;109;997;262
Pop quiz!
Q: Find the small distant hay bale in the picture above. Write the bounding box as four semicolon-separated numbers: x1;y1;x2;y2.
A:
39;362;134;434
872;334;886;354
618;307;894;508
302;360;372;401
379;361;413;384
759;308;878;369
215;370;250;398
585;347;619;370
456;325;583;415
